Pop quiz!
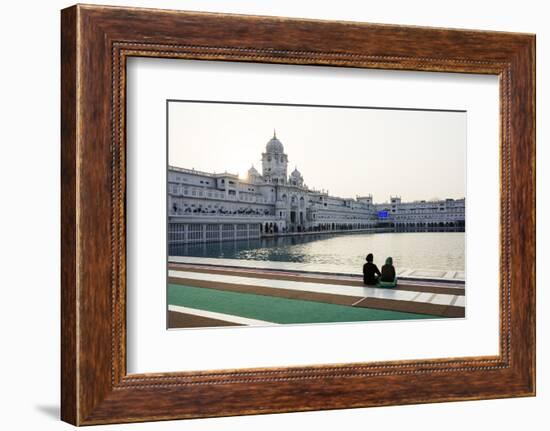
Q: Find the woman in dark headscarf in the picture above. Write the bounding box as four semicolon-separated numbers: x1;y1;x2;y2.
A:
362;253;380;285
378;256;397;288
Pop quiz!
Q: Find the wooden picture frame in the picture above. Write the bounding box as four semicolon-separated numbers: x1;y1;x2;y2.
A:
61;4;535;425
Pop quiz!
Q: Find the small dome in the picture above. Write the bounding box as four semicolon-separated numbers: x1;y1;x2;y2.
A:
266;130;284;153
291;167;302;178
248;165;260;176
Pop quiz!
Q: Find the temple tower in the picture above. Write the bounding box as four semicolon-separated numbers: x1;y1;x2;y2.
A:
261;130;288;185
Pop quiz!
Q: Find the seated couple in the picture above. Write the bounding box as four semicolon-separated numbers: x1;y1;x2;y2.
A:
362;253;398;288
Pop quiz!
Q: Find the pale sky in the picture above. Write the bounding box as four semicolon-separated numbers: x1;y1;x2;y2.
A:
168;101;466;203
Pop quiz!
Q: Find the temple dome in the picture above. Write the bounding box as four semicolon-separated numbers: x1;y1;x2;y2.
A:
291;167;302;178
266;130;284;153
248;165;260;176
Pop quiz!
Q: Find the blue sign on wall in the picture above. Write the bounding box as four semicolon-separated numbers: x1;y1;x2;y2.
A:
378;210;389;219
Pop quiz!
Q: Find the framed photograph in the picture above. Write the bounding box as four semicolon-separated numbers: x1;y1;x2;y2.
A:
61;4;536;425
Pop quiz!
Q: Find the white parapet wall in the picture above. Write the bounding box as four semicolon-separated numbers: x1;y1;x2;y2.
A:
168;256;465;283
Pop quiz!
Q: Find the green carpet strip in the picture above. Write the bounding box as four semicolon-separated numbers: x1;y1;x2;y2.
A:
168;284;438;324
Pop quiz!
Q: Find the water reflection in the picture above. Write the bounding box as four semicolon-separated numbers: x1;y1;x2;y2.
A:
169;232;465;272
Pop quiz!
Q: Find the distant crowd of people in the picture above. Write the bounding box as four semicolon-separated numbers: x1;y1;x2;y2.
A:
362;253;397;288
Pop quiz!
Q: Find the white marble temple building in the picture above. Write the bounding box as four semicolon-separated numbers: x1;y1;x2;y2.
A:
168;132;464;244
